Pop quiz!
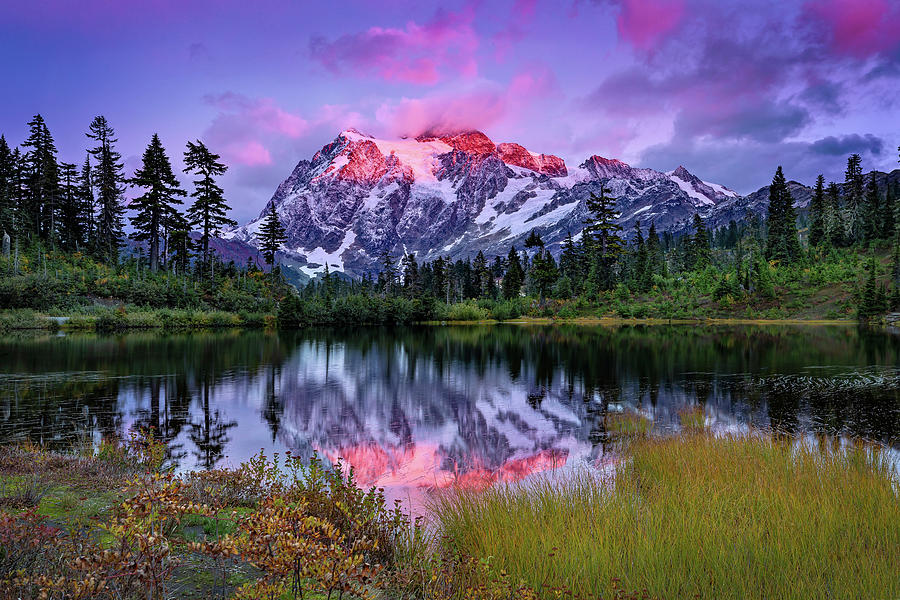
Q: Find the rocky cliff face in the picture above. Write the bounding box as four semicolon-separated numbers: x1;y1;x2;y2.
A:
224;129;742;278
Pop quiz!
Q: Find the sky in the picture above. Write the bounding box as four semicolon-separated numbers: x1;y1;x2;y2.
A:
1;0;898;224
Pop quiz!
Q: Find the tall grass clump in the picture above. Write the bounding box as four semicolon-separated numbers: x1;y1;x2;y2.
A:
439;301;492;321
432;434;900;599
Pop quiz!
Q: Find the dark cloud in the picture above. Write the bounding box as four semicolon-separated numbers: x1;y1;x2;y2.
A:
809;134;884;156
639;134;892;195
673;100;810;143
799;80;845;114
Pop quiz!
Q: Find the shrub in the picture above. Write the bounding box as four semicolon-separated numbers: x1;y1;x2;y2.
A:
443;301;491;321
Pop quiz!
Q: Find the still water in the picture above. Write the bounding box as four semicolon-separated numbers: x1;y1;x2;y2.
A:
1;325;898;505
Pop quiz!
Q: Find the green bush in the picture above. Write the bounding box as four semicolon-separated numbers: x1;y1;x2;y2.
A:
442;301;491;321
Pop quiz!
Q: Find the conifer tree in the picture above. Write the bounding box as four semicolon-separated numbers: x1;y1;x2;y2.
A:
864;174;881;243
256;202;286;268
883;180;895;241
22;114;60;242
377;250;398;295
0;135;15;239
184;140;235;266
559;232;582;278
809;174;826;247
529;247;558;301
166;208;193;275
129;134;186;272
690;213;711;269
844;154;865;244
87;116;126;263
432;256;448;302
524;229;544;249
630;221;650;291
765;166;800;263
502;245;524;299
79;154;95;251
646;222;665;278
473;250;492;298
401;253;420;296
583;186;624;292
58;162;84;251
825;182;843;247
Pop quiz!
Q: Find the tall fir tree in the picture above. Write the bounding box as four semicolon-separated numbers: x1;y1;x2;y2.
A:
166;208;193;275
22;114;60;242
79;154;95;251
502;245;524;299
0;135;15;238
825;182;843;247
184;140;235;267
401;253;420;296
256;202;286;268
129;134;186;272
646;222;665;278
765;166;800;263
883;179;895;241
629;221;650;291
689;213;711;269
844;154;865;244
58;162;84;251
529;248;558;301
583;186;624;292
863;174;881;243
472;250;492;298
809;174;826;247
87;116;126;263
559;231;585;292
377;250;398;295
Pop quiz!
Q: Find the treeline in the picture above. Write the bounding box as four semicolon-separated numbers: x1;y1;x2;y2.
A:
0;114;298;315
0;114;291;274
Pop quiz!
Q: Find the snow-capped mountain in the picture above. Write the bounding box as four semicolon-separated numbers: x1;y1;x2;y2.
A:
226;129;739;278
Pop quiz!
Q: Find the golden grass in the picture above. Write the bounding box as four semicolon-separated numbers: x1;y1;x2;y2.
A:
431;434;900;599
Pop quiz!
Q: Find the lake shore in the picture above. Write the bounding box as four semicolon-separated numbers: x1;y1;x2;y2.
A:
0;307;860;334
1;430;896;599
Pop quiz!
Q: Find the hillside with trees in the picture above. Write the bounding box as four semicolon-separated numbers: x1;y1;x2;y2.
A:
1;114;899;329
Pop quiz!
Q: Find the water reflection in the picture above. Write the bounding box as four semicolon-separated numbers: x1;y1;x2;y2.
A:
0;325;897;504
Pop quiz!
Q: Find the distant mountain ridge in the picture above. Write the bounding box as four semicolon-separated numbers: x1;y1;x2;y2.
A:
220;129;899;281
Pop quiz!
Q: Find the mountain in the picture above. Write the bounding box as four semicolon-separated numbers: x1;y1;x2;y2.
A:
224;129;739;278
222;129;900;280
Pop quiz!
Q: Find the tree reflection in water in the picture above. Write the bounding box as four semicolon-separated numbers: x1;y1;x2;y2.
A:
0;325;897;506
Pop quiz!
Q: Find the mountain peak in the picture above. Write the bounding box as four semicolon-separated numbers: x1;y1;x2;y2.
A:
671;165;697;182
430;131;496;155
496;142;567;177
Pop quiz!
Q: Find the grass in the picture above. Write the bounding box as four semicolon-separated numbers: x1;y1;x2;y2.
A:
678;406;706;430
606;412;653;438
431;433;900;599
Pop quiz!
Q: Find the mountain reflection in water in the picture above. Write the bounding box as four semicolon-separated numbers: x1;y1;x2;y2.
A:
0;325;897;508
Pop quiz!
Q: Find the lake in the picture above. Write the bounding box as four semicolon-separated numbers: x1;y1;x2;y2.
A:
1;324;898;508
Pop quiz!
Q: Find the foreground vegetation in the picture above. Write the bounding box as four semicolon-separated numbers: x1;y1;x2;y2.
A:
435;433;899;599
1;428;896;599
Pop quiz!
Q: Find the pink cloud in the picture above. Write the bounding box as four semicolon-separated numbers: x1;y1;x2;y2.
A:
803;0;900;58
202;93;307;167
227;141;272;166
205;93;308;137
374;66;559;137
492;0;539;60
309;6;479;84
615;0;685;50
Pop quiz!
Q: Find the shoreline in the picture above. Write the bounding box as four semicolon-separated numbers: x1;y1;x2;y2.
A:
0;308;861;333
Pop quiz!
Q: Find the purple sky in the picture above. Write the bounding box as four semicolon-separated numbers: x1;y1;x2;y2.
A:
1;0;898;223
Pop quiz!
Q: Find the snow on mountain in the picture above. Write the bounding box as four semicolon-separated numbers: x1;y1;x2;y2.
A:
226;129;739;277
